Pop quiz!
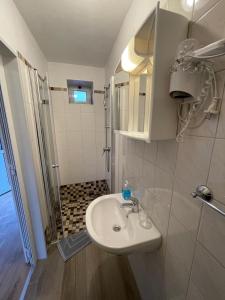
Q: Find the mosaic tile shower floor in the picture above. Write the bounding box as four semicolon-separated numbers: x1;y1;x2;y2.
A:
58;180;109;239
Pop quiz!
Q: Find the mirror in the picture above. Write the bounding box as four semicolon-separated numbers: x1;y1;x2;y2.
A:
113;12;155;140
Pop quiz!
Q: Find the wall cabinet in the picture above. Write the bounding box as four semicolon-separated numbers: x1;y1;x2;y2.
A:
113;3;188;142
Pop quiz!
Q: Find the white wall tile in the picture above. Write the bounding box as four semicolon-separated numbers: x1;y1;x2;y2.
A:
94;94;105;131
140;159;154;189
143;141;157;163
51;85;105;184
95;113;105;131
165;249;190;300
151;167;173;238
65;102;81;114
65;110;81;132
51;91;66;116
207;138;225;205
54;113;66;133
175;136;214;191
157;140;177;175
198;204;225;267
126;138;137;155
94;94;104;113
124;153;143;181
171;178;203;236
190;243;225;300
83;161;97;182
216;70;225;138
82;131;96;165
217;98;225;138
81;104;94;113
67;131;82;158
96;131;105;180
187;281;204;300
167;215;196;274
135;141;145;158
55;131;67;162
67;157;85;184
81;112;95;132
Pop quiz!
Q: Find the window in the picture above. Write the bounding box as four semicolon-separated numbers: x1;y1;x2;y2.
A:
73;90;87;103
67;80;93;104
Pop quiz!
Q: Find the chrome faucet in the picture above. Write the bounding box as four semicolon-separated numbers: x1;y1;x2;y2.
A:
120;197;139;217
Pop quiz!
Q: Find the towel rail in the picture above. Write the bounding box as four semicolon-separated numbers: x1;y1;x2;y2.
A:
192;185;225;217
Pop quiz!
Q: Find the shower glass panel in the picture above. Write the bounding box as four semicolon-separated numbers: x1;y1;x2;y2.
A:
37;77;62;241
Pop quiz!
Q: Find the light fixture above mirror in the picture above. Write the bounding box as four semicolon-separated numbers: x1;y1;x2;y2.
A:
121;38;151;75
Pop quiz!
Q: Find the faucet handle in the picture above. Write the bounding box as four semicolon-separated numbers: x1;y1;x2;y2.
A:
130;197;139;213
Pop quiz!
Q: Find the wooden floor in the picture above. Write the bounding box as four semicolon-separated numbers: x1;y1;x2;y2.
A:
25;243;141;300
0;192;30;300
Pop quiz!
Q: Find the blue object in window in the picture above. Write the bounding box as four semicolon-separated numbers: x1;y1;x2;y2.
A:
73;90;87;103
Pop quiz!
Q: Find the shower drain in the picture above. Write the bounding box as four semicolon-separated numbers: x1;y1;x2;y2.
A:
112;224;121;232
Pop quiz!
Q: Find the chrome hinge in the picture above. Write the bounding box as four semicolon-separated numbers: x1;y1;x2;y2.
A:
52;164;59;168
25;247;32;264
41;99;49;105
9;164;17;177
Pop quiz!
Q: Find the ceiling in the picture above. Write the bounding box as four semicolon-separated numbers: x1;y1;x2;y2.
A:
14;0;133;67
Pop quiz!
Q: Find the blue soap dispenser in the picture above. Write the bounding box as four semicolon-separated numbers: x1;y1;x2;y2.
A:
122;180;131;200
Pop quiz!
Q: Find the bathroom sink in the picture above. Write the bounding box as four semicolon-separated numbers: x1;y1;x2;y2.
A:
86;193;161;254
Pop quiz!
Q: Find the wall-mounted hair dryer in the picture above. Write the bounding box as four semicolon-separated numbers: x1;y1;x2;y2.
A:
169;67;201;100
170;38;225;141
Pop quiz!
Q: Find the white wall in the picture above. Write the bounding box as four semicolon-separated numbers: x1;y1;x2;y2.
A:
48;62;105;185
0;0;48;259
0;0;47;75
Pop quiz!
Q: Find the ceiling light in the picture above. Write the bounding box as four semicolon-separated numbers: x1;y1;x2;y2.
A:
121;38;144;73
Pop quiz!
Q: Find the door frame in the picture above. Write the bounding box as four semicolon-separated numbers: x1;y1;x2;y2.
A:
0;58;35;264
0;38;47;263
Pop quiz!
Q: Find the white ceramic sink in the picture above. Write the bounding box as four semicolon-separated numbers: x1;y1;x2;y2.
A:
86;193;161;254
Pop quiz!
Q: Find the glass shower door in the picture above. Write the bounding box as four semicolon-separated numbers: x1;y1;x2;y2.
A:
36;75;62;241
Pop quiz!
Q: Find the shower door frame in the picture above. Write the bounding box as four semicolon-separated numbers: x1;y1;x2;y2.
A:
32;71;63;241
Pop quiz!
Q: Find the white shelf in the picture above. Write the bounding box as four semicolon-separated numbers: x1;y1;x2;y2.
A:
119;130;149;142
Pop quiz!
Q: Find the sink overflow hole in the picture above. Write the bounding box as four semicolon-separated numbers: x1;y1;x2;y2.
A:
113;225;121;232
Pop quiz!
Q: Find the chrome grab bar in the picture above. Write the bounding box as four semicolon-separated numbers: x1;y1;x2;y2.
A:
192;185;225;217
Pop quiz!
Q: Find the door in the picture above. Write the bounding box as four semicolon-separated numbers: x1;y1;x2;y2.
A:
0;85;33;264
34;73;62;240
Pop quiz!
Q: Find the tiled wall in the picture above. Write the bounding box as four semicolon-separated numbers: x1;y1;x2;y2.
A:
49;63;105;186
118;1;225;299
51;91;105;185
